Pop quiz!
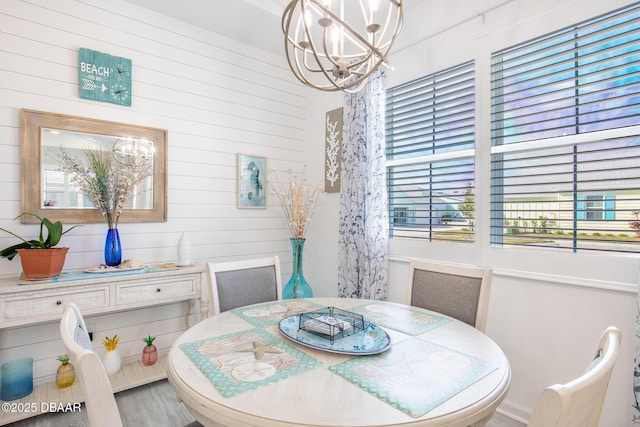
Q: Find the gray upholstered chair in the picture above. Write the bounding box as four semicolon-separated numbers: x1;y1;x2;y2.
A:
407;259;492;332
206;256;282;316
528;326;621;427
60;303;123;427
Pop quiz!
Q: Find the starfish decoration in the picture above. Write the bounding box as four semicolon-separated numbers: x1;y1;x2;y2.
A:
283;302;307;317
238;341;283;360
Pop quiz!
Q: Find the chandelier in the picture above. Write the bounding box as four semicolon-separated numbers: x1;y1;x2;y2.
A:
282;0;403;92
112;138;154;171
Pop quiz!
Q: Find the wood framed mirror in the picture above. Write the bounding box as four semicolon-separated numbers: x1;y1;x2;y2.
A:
21;109;168;224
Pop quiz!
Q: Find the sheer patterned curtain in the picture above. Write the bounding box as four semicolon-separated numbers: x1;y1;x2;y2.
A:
337;70;389;300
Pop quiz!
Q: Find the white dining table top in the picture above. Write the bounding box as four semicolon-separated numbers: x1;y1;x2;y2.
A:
166;297;511;427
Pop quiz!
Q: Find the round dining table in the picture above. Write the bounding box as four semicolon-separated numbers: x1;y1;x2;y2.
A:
166;297;510;427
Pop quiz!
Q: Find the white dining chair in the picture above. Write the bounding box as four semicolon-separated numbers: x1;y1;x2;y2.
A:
60;303;123;427
528;326;621;427
206;256;282;316
407;259;492;332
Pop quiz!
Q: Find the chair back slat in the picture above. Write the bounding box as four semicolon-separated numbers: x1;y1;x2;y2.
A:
60;303;123;427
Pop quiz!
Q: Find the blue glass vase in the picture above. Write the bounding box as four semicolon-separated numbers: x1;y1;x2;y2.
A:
104;228;122;266
283;238;313;299
0;358;33;401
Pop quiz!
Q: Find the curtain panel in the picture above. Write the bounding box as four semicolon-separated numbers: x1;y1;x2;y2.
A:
337;70;389;300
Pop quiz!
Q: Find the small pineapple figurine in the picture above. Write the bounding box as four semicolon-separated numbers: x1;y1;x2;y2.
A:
142;335;158;366
55;354;75;388
101;335;121;375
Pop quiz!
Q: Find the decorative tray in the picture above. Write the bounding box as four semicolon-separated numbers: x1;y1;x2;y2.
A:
84;259;145;273
278;307;391;355
84;265;145;274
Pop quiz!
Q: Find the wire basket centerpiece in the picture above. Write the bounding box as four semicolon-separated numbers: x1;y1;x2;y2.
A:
299;307;365;344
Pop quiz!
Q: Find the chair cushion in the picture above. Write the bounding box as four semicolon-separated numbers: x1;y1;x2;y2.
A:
215;266;278;312
411;269;481;327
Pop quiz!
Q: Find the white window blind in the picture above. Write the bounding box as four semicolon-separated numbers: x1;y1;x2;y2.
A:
386;62;476;242
491;3;640;253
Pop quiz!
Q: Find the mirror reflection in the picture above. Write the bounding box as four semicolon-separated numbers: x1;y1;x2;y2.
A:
41;129;154;210
21;109;167;224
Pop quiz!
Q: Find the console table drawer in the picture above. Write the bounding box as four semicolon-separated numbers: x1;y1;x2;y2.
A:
4;287;109;320
115;278;197;306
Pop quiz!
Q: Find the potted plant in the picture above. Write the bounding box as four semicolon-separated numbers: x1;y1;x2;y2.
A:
141;335;157;366
0;212;79;279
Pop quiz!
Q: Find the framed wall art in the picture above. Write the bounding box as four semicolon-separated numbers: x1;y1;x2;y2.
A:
237;154;267;208
79;48;132;106
325;107;343;193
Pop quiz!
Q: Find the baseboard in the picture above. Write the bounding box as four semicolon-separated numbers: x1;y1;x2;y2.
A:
496;399;531;425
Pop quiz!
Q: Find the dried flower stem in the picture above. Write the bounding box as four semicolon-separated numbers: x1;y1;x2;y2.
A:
58;147;152;229
271;167;323;239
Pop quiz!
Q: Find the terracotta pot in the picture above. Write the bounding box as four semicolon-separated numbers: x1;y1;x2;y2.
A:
16;248;69;279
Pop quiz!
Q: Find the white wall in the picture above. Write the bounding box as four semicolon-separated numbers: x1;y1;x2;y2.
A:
0;0;310;383
308;1;637;426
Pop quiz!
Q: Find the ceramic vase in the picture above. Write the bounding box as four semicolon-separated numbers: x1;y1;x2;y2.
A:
102;350;121;376
282;238;313;299
177;232;192;266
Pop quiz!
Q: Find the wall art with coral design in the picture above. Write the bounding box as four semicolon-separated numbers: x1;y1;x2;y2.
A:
325;107;343;193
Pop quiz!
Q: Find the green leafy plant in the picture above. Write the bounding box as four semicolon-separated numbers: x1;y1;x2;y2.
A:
142;335;156;346
0;212;80;260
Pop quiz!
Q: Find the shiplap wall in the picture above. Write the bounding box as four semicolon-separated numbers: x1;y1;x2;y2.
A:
0;0;310;383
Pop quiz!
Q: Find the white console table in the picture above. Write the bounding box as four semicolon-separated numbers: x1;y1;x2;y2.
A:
0;264;207;425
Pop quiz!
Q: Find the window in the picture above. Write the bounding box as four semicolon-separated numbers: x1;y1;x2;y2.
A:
393;207;410;225
386;62;476;242
491;4;640;253
578;194;615;221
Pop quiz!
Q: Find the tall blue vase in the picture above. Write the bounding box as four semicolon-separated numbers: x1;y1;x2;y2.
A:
283;238;313;299
104;228;122;266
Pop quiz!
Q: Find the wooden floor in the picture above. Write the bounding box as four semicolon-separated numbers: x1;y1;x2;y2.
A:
6;380;198;427
487;413;525;427
6;380;524;427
